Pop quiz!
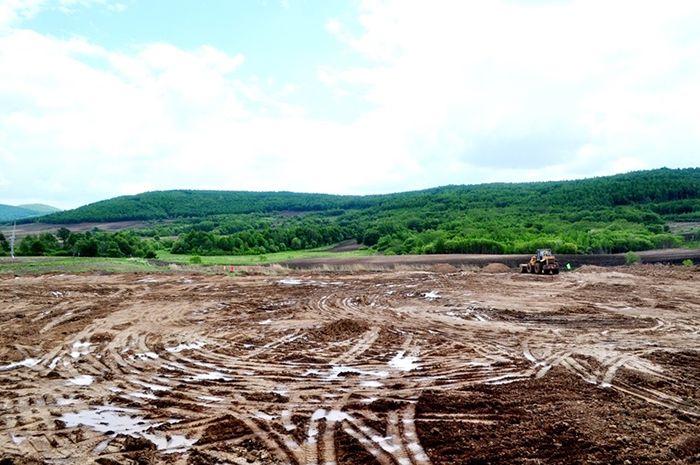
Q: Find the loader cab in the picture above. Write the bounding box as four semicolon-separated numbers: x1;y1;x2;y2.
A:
536;249;552;260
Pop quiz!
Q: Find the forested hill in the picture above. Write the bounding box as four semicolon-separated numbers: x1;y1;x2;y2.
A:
30;168;700;224
34;190;369;223
0;203;60;222
7;168;700;257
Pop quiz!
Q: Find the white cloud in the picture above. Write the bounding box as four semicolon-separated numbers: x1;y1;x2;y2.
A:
0;26;408;206
0;0;116;28
0;0;45;27
323;0;700;181
324;18;342;35
1;0;699;207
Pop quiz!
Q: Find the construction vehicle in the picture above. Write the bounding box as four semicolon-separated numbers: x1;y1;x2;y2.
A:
520;249;560;274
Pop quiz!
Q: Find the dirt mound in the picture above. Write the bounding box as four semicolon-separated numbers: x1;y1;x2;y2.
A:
309;318;370;341
0;456;46;465
430;263;458;273
198;415;253;444
482;262;510;273
120;435;156;452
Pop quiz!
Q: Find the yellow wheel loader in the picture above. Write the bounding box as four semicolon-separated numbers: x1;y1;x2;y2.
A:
520;249;560;275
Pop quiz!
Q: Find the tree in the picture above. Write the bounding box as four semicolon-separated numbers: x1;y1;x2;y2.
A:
74;237;98;257
0;233;8;254
57;227;71;244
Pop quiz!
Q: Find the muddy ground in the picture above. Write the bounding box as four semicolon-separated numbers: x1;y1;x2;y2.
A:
0;265;698;464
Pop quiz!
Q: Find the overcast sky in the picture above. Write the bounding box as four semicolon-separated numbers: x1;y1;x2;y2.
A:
1;0;699;209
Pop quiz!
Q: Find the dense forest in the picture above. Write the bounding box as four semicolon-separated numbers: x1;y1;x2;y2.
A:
0;229;157;259
4;168;699;258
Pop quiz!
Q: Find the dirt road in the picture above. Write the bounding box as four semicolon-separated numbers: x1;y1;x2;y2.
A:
0;220;155;239
1;266;698;464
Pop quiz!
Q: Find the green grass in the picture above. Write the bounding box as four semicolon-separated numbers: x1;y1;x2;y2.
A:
0;256;159;275
0;245;374;275
156;247;374;266
682;239;700;249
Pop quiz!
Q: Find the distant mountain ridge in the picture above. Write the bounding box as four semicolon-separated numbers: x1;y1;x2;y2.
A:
18;204;61;215
0;203;61;222
27;167;700;225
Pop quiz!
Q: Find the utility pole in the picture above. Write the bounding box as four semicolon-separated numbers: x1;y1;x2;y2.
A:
10;222;16;260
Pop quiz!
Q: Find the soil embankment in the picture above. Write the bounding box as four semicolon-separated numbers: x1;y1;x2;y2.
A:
287;248;700;269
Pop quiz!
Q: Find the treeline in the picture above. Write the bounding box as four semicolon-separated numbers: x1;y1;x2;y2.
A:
0;229;158;258
361;219;682;255
159;209;683;256
170;221;350;255
7;168;700;257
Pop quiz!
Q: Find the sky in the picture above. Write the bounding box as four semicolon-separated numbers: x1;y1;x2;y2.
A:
1;0;699;209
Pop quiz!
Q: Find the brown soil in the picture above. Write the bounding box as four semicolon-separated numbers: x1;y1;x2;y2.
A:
329;240;364;253
308;318;371;342
417;368;698;464
430;263;459;273
1;220;156;239
481;262;511;273
0;266;698;464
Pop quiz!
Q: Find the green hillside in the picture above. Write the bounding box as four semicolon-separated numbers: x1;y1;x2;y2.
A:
32;168;700;224
0;204;42;222
0;203;60;222
8;168;700;259
18;204;61;215
35;190;368;223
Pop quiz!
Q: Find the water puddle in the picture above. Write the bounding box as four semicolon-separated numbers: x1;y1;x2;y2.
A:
68;375;94;386
71;341;92;359
165;341;205;353
388;351;420;371
0;358;41;371
60;406;195;453
187;371;232;382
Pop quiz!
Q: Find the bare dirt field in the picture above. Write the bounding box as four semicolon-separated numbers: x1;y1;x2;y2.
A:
1;265;698;464
0;221;154;239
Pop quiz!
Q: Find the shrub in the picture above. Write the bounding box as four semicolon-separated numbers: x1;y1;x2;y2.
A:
625;252;640;265
650;233;682;249
189;255;202;264
682;259;693;267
